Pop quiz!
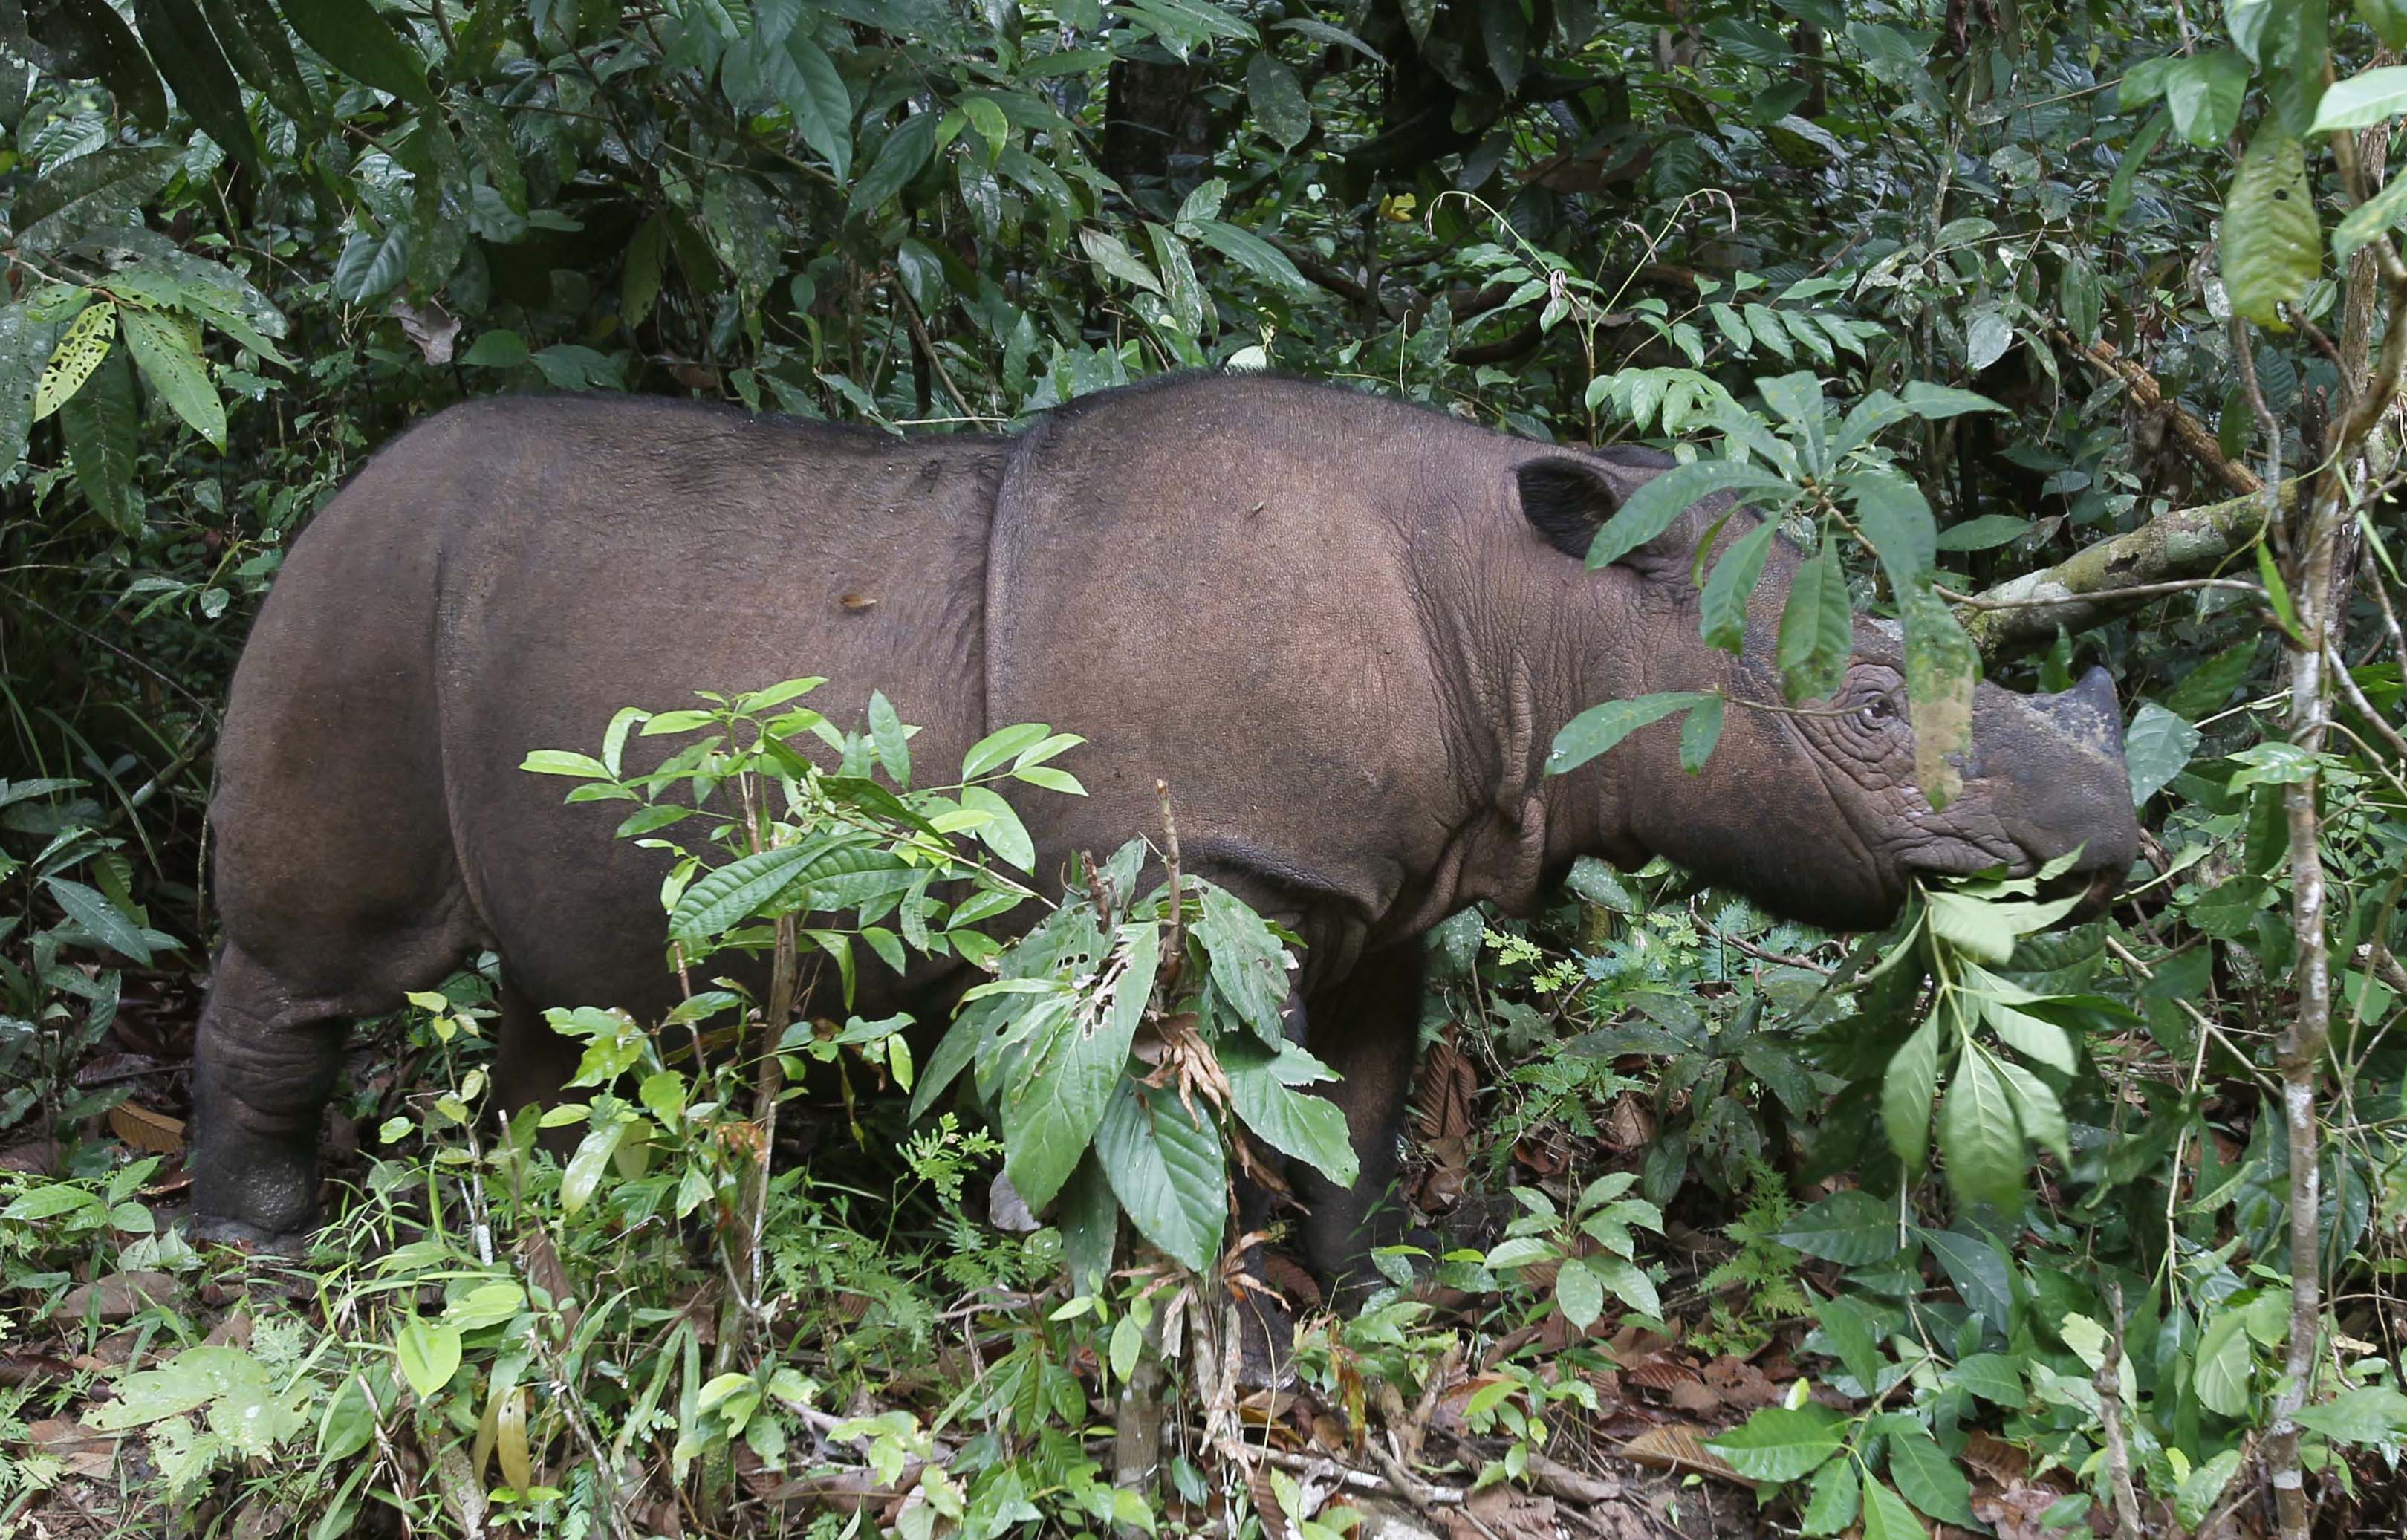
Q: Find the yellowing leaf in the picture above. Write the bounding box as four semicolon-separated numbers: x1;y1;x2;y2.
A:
33;301;114;421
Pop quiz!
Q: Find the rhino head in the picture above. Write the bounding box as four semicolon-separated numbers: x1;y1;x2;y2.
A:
1517;449;2141;934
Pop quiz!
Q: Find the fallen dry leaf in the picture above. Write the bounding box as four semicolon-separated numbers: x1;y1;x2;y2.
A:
26;1417;117;1479
1617;1424;1747;1486
1702;1354;1781;1409
1444;1482;1555;1540
51;1269;181;1324
107;1100;184;1154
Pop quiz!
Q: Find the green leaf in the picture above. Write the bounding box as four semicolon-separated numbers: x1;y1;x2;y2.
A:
963;722;1050;779
2174;1449;2244;1530
1949;1352;2027;1404
1845;470;1937;591
279;0;435;105
1801;1458;1860;1536
1092;1082;1224;1273
668;844;819;941
2334;169;2407;261
13;146;182;256
849;109;938;216
1902;585;1978;809
1245;50;1310;148
2223;127;2319;329
1701;520;1777;653
204;0;318;129
120;308;226;448
1678;695;1724;774
0;302;64;471
1221;1036;1356;1186
1004;923;1156;1210
1898;380;2007;418
1777;545;1853;703
1984;1000;2076;1076
133;0;258;166
1186;217;1313;293
1928;892;2017;965
2359;0;2407;51
1545;692;1712;776
1935;513;2030;552
2313;64;2407;130
1939;1052;2024;1210
867;690;910;784
1917;1227;2014;1331
959;786;1035;871
522;748;611;778
33;300;113;421
2291;1385;2407;1443
1079;228;1163;294
1861;1477;1926;1540
1883;1014;1942;1170
1588;1255;1661;1317
1888;1429;1975;1524
59;348;142;533
394;1317;463;1400
1555;1256;1605;1330
2164;49;2249;146
1703;1404;1845;1482
1814;1296;1885;1389
1775;1189;1903;1264
1993;1056;2070;1166
2105;112;2170;229
43;0;168;129
1585;459;1792;569
461;330;528;368
2192;1307;2253;1416
1058;1151;1120;1295
1196;883;1290;1040
45;876;155;963
785;33;853;183
2123;701;2201;804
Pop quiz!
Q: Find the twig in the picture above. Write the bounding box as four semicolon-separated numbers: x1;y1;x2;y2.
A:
894;284;977;420
1157;781;1185;994
2325;638;2407;761
2098;1283;2145;1540
1943;576;2267;609
2050;325;2261;496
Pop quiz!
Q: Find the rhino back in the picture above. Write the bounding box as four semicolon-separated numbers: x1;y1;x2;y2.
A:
215;394;1002;1014
987;375;1522;960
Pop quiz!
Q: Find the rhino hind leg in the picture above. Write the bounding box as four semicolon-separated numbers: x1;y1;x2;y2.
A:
187;944;363;1249
1295;942;1429;1298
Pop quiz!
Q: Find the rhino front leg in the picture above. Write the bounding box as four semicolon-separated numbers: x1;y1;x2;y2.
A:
189;945;351;1250
1296;942;1427;1298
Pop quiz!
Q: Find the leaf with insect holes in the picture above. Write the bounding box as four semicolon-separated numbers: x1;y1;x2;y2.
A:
1003;923;1156;1209
2222;126;2319;328
33;300;113;420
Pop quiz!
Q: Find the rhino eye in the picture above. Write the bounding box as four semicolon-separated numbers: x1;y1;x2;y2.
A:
1855;691;1900;727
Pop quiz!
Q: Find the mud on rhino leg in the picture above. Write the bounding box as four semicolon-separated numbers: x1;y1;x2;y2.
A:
1296;941;1428;1298
189;945;357;1248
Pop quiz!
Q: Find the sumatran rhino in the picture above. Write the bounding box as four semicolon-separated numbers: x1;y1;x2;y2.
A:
192;373;2139;1273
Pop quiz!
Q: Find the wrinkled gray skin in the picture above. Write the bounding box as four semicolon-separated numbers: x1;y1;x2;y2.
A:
192;374;2139;1279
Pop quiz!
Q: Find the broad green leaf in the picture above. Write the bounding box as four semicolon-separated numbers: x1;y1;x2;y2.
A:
964;723;1050;779
1092;1082;1224;1273
785;34;854;183
1919;1227;2014;1331
33;300;113;420
1949;1352;2027;1403
1058;1151;1120;1295
1899;380;2007;418
958;786;1035;870
1935;513;2030;552
1555;1256;1605;1330
44;876;155;963
2291;1385;2407;1442
59;349;142;533
1003;923;1156;1209
1221;1036;1356;1186
204;0;319;129
2192;1307;2253;1415
1245;50;1311;148
848;110;938;215
2165;49;2248;146
120;308;226;448
1844;470;1937;590
1197;882;1290;1040
867;689;910;784
281;0;437;105
1079;228;1163;294
1777;545;1852;703
562;1117;631;1215
12;146;182;256
133;0;257;166
2359;0;2407;51
1678;695;1724;774
1185;216;1313;293
2106;112;2170;228
1888;1429;1975;1524
1861;1477;1926;1540
2313;65;2407;130
1585;460;1792;569
2333;169;2407;260
1587;1254;1660;1318
2176;1450;2244;1530
1883;1015;1942;1169
667;844;819;940
394;1317;463;1400
2222;127;2319;329
1938;1052;2024;1209
1545;692;1712;776
1987;1005;2076;1077
1703;1404;1845;1482
2123;701;2201;804
0;302;64;470
1700;520;1777;653
1902;585;1978;808
1775;1189;1903;1264
1813;1296;1884;1389
2;1183;104;1222
1928;892;2018;965
1802;1458;1860;1536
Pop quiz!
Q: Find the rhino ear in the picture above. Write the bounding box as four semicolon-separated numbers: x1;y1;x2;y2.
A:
1516;458;1623;560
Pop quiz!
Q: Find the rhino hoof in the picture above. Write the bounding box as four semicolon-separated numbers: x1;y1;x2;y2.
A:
183;1210;313;1256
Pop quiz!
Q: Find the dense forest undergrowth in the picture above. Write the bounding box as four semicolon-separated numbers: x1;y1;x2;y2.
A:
8;0;2407;1537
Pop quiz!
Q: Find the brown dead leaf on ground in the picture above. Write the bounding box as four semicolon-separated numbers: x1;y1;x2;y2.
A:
1600;1094;1656;1152
1443;1483;1556;1540
1616;1424;1746;1486
1960;1428;2034;1487
25;1418;117;1479
50;1270;181;1324
1701;1355;1781;1409
1973;1480;2075;1540
1413;1035;1477;1213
